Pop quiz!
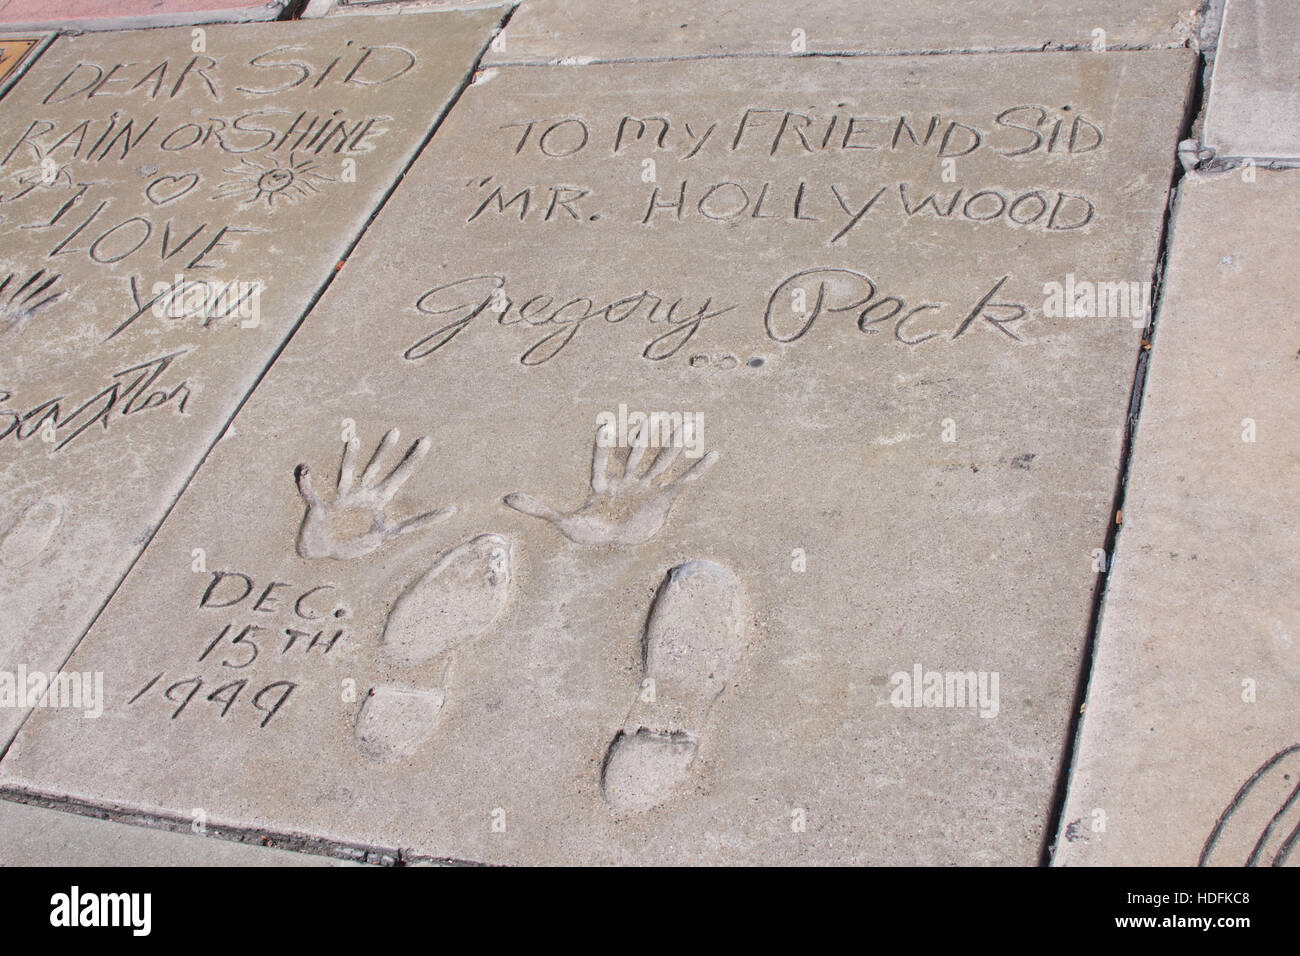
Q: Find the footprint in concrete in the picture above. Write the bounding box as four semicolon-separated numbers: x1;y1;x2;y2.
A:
0;497;64;569
1200;743;1300;866
602;560;745;813
381;533;512;666
353;534;512;762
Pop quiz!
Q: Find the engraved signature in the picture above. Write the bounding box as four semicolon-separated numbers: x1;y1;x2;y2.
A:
404;274;736;366
404;269;1031;367
1;350;191;453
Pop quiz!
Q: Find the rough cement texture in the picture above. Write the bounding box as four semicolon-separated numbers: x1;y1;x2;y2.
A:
484;0;1202;65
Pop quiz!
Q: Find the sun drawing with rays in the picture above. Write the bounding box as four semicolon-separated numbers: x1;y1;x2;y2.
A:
210;152;336;209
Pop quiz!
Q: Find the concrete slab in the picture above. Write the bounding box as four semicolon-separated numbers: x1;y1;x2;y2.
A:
0;11;504;746
2;50;1195;865
1054;170;1300;867
483;0;1201;65
1203;0;1300;160
0;797;354;865
0;0;286;34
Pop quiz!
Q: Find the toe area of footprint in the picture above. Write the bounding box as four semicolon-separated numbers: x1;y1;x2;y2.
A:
353;685;446;763
381;533;512;667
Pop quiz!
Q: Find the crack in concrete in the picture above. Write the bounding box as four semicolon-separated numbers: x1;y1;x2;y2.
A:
1040;41;1208;866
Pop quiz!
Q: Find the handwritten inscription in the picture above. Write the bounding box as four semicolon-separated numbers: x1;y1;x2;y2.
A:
404;269;1029;366
435;99;1104;364
502;106;1104;160
466;177;1094;242
465;103;1108;244
0;53;391;364
0;34;448;478
127;672;296;728
2;108;387;166
197;570;349;666
646;180;1090;234
765;270;1029;344
406;274;733;366
123;570;351;729
38;46;416;105
0;351;191;453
